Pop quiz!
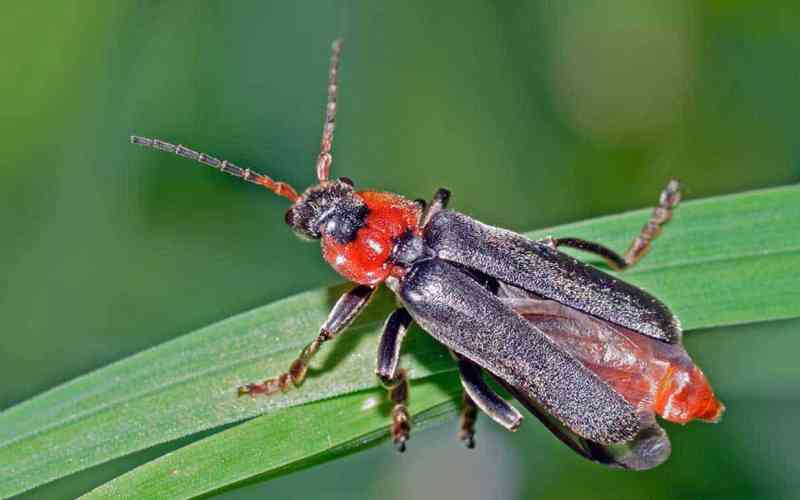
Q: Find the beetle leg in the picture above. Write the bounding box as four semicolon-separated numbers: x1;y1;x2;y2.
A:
542;180;681;270
421;188;451;228
459;392;478;449
539;236;629;271
622;179;682;267
386;370;411;452
457;355;523;441
238;284;375;397
376;307;414;451
376;308;413;381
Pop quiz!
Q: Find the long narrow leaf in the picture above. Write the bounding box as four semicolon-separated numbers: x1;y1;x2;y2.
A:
1;185;799;499
82;375;463;499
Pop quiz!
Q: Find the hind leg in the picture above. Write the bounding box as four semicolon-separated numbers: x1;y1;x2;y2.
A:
542;180;681;270
456;354;523;448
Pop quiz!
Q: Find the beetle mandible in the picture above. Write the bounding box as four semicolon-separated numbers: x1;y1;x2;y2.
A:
131;40;723;470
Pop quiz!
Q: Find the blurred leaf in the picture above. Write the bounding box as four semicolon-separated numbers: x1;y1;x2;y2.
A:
1;184;799;499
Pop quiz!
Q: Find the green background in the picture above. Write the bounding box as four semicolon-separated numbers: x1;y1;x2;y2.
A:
2;1;799;499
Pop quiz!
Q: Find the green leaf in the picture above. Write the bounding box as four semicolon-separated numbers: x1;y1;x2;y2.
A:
2;185;799;499
82;375;463;500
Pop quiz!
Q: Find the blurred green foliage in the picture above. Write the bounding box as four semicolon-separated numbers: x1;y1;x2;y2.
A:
1;1;798;499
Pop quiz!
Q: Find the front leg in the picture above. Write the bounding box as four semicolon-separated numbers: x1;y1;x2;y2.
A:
238;284;375;396
376;307;413;451
421;188;451;229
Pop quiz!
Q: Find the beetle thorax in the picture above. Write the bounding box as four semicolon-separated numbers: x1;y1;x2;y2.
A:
321;191;422;285
285;182;423;285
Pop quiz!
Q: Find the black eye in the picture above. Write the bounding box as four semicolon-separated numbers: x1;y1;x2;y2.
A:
284;208;295;226
339;177;354;187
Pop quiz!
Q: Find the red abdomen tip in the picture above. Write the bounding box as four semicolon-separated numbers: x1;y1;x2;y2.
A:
655;365;725;424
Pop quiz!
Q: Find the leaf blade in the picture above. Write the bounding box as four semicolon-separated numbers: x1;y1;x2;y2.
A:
1;184;799;498
80;376;462;500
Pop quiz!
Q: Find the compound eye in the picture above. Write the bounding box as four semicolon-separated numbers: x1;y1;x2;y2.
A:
338;176;354;187
284;208;296;227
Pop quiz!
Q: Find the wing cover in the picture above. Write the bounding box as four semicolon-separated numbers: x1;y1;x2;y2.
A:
399;259;643;445
496;378;672;470
424;210;681;343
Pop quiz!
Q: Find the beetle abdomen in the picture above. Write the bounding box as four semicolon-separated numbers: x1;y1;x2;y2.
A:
653;363;724;424
507;295;724;425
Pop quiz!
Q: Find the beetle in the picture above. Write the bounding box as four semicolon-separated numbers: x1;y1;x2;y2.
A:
131;40;723;470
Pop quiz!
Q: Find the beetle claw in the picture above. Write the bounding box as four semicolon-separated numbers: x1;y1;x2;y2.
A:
237;384;254;397
391;404;410;452
460;432;475;449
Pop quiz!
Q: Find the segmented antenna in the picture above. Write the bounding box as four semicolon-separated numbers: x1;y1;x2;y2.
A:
130;136;299;202
315;39;343;182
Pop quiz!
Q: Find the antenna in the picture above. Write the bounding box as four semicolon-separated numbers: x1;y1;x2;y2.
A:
315;39;343;182
130;136;299;202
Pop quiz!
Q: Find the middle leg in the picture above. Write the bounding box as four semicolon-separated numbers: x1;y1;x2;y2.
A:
459;392;479;449
376;307;414;451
